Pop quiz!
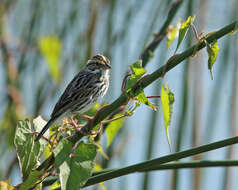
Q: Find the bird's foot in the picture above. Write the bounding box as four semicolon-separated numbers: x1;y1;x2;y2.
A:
79;122;103;136
68;117;84;131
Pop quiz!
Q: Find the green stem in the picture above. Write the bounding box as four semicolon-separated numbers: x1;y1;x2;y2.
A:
69;21;238;144
84;135;238;186
33;20;238;186
43;160;238;188
94;160;238;175
141;0;183;66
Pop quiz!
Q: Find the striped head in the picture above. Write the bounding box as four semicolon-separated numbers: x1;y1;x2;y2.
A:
86;54;111;73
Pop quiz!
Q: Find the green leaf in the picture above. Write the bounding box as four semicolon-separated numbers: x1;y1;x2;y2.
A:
175;16;195;52
106;113;125;147
49;181;61;190
136;92;158;111
161;84;175;151
58;142;97;190
0;180;15;190
53;139;73;168
130;60;146;76
95;142;109;160
33;116;49;140
14;118;47;181
38;35;62;84
126;60;146;89
167;22;180;48
206;41;219;80
19;169;44;190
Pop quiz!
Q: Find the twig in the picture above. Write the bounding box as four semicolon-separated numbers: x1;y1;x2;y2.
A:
141;0;183;67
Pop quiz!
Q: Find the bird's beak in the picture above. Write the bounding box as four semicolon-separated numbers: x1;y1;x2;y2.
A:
105;63;111;69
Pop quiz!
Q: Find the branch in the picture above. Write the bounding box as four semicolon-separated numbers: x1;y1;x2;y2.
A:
68;21;238;144
33;20;238;185
91;160;238;176
84;133;238;186
43;160;238;188
141;0;183;67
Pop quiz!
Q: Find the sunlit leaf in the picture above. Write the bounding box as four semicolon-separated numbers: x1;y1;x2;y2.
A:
14;118;47;181
33;116;52;159
136;92;158;111
49;181;61;190
161;84;175;151
126;60;146;89
175;16;195;52
43;144;51;160
33;116;49;139
106;113;125;147
58;142;97;190
130;60;146;76
39;36;62;84
206;41;219;80
0;180;15;190
95;142;109;160
167;21;180;48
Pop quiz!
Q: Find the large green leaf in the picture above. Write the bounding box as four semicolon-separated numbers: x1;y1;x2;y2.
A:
206;40;219;80
19;169;44;190
161;84;175;151
53;139;73;168
175;16;195;52
14;117;47;181
58;142;97;190
106;113;125;147
38;35;62;84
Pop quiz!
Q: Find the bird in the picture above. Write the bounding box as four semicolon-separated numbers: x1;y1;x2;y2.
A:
34;54;111;141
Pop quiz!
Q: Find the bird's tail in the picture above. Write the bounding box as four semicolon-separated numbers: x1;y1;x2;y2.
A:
34;117;56;141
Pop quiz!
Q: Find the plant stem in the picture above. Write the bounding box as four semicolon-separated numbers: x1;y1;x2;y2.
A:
32;21;238;186
69;21;238;144
141;0;183;66
43;160;238;189
84;134;238;186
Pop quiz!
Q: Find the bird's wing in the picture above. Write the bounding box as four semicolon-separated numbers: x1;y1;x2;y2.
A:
50;71;97;118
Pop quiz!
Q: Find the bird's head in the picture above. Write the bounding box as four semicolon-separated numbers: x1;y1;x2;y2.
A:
86;54;111;73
